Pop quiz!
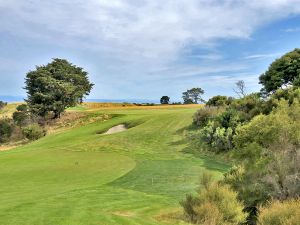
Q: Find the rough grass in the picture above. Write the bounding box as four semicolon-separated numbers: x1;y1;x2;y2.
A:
0;103;20;118
0;104;229;225
82;102;202;110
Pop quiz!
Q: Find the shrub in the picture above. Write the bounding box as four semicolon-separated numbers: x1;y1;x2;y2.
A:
0;118;13;143
22;124;46;141
0;100;7;110
271;87;300;104
216;108;243;130
229;93;265;119
234;100;300;149
206;95;233;107
194;202;224;225
193;107;223;127
13;104;32;126
199;120;217;145
258;199;300;225
181;172;247;225
211;127;233;151
196;108;241;151
225;100;300;223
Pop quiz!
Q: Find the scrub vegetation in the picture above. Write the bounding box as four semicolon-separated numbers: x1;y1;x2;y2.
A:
186;49;300;225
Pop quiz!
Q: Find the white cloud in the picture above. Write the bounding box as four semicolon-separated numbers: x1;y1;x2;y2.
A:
0;0;300;99
283;27;300;32
1;0;300;63
244;53;282;59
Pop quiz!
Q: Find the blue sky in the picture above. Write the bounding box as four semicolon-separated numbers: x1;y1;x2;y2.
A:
1;0;300;102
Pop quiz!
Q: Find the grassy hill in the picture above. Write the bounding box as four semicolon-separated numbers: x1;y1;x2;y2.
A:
0;104;229;225
0;103;20;118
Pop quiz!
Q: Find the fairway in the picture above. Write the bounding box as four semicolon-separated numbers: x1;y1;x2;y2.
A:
0;105;229;225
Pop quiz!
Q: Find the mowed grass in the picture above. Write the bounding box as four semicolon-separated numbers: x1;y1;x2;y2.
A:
0;105;229;225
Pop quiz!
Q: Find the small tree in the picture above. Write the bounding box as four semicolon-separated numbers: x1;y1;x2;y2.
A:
0;101;7;110
182;88;205;104
233;80;246;98
181;171;247;225
25;58;94;119
12;104;31;126
160;96;170;104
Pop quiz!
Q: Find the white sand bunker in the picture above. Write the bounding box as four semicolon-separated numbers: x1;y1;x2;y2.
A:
104;124;127;135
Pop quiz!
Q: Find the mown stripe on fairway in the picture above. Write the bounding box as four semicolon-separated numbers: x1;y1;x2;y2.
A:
110;159;228;200
0;151;136;210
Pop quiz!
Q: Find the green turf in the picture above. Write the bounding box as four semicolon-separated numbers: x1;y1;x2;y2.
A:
0;106;229;225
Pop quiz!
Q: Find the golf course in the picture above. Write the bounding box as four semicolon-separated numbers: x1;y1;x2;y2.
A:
0;104;229;225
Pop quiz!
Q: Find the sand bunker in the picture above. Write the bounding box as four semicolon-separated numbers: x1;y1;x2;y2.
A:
104;124;127;134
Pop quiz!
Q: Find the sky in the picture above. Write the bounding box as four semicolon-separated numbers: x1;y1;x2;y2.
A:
1;0;300;102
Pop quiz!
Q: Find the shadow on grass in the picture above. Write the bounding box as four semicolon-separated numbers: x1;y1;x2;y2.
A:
170;125;231;174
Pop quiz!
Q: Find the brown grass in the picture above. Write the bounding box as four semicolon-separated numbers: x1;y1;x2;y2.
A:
83;102;202;110
0;103;22;118
154;208;185;224
112;211;136;217
0;145;17;151
46;111;110;134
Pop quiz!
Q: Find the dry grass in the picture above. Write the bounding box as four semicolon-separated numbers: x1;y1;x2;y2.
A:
0;103;22;118
154;208;185;224
0;140;28;152
112;211;136;217
83;102;202;110
46;111;110;134
0;145;17;151
83;102;135;108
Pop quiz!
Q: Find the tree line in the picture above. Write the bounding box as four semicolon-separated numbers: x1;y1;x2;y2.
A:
160;87;205;104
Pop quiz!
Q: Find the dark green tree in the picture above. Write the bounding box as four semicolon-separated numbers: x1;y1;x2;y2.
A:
182;88;205;104
160;96;170;104
259;48;300;94
206;95;233;107
0;100;7;110
0;119;13;143
12;104;31;126
25;59;94;119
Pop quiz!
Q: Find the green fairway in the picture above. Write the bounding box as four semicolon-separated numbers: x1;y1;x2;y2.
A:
0;106;229;225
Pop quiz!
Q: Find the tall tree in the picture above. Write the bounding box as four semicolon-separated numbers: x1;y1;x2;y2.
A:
25;58;94;119
160;96;170;104
259;48;300;94
182;88;205;104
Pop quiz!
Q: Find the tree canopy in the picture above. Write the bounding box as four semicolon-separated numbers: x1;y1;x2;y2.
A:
160;96;170;104
206;95;233;107
25;58;94;119
182;88;205;104
259;48;300;94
